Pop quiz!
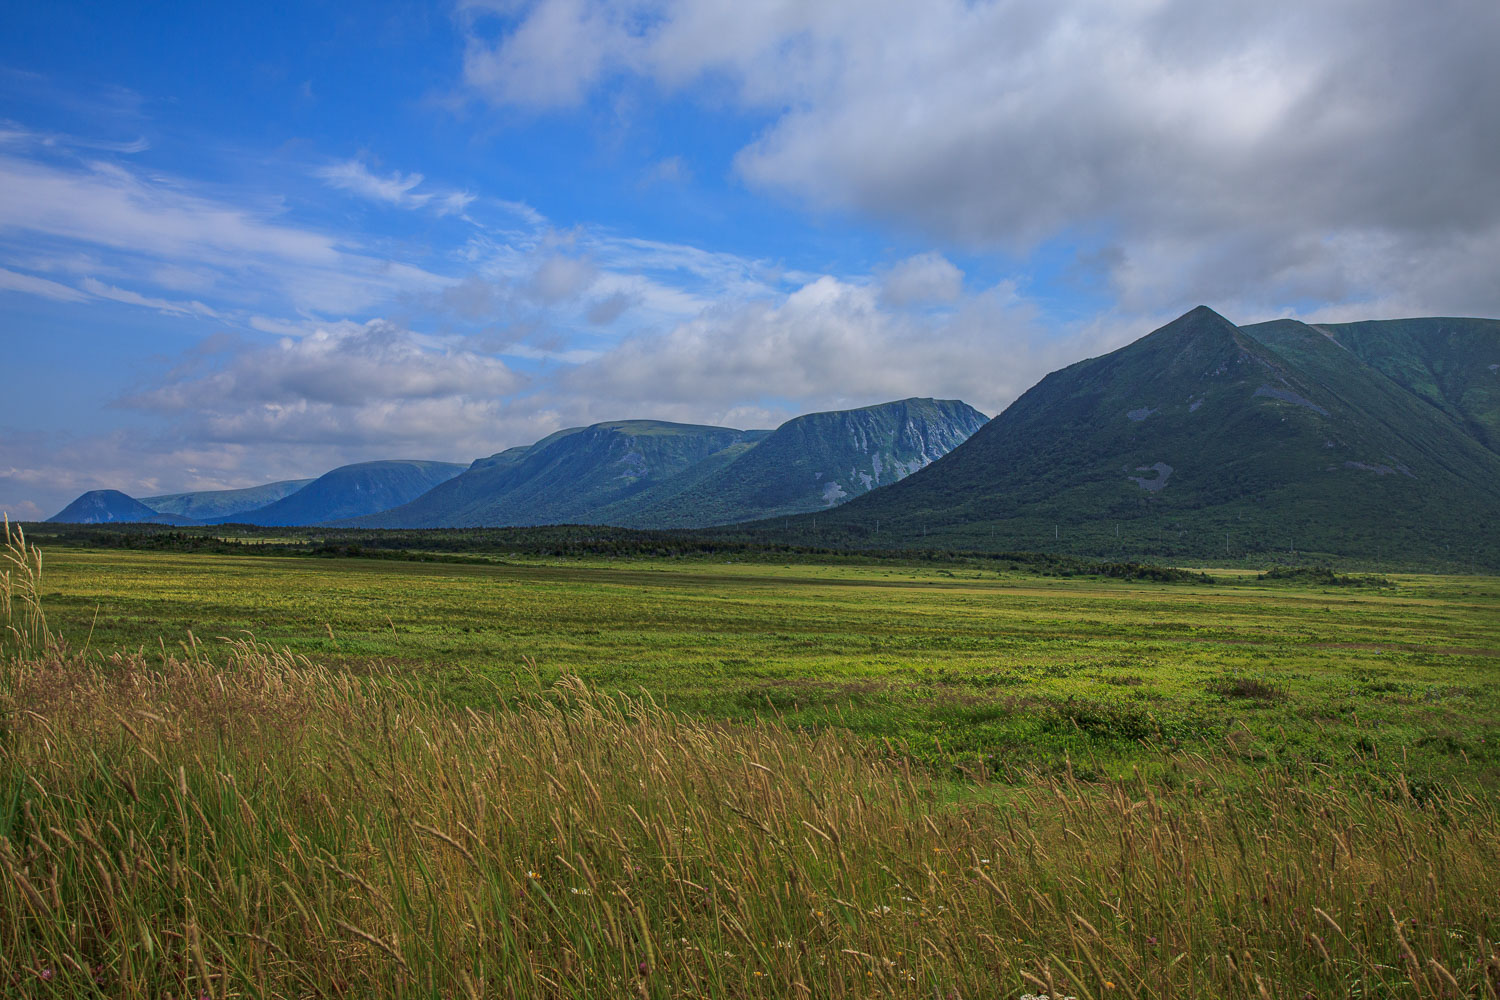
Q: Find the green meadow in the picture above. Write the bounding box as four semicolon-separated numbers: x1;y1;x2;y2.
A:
42;547;1500;787
8;534;1500;997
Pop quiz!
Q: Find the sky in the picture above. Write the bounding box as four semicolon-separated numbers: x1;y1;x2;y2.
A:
2;0;1498;520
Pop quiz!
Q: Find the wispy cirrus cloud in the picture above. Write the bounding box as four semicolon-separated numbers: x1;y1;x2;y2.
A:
315;158;476;216
79;277;222;317
0;148;465;319
0;264;89;302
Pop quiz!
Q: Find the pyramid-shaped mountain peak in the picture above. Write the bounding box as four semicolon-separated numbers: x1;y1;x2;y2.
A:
1142;305;1240;344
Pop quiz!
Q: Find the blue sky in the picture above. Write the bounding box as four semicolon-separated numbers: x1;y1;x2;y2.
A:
2;0;1497;518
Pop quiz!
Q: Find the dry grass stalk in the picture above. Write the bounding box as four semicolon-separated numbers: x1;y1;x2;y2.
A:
1;639;1497;998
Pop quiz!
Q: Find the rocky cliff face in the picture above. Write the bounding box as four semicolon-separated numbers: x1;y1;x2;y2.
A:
606;398;989;528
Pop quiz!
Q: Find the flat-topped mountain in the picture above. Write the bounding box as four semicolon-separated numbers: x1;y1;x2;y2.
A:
347;399;986;529
747;308;1500;567
219;460;467;526
141;479;314;521
603;398;987;528
348;421;764;528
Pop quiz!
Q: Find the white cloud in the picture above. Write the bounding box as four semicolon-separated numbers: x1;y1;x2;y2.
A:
461;0;623;109
0;265;87;302
0;152;459;318
79;277;222;317
878;252;962;307
315;158;475;216
460;0;1500;318
125;320;523;416
562;272;1116;419
528;254;598;303
0;154;336;264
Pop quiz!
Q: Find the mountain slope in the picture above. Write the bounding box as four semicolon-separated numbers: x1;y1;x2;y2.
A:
583;434;771;524
349;422;758;528
1245;317;1500;456
605;398;987;528
141;479;314;520
222;461;466;526
47;490;201;525
748;307;1500;567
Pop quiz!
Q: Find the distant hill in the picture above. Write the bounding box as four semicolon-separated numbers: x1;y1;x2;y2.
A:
738;307;1500;568
349;422;760;528
347;400;987;530
47;490;201;526
221;461;466;526
142;479;314;520
603;398;988;527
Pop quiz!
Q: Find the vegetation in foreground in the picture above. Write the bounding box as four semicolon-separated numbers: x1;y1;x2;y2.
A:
4;521;1500;997
3;640;1499;998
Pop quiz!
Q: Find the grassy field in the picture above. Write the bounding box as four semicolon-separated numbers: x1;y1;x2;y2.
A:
6;530;1500;997
38;547;1500;789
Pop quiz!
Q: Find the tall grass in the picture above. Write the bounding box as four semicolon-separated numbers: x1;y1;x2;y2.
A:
1;517;53;671
2;634;1498;997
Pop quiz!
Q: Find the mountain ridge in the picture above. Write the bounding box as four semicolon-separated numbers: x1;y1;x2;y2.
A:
721;308;1500;567
215;460;467;527
345;399;986;529
141;479;315;520
604;398;987;528
345;421;765;528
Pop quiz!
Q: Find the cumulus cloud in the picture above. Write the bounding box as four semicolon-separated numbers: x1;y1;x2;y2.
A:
586;290;635;325
562;273;1120;420
460;0;1500;318
528;254;598;303
124;320;522;421
878;252;963;307
460;0;622;109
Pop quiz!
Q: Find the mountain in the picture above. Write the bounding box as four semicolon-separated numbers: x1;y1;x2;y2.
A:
744;307;1500;568
141;479;314;520
221;461;466;526
348;422;760;528
348;400;986;530
1244;317;1500;456
47;490;201;525
602;398;988;528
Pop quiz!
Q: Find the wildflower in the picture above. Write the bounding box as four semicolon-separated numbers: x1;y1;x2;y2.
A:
527;870;540;879
637;962;649;976
38;969;54;982
1105;981;1116;990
